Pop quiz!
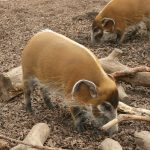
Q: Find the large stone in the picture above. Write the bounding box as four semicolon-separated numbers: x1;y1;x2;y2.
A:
99;138;122;150
134;131;150;150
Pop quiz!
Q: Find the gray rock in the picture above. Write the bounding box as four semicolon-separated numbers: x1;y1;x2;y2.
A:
134;131;150;150
99;138;123;150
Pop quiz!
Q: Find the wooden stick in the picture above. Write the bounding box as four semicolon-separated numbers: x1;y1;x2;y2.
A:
111;66;150;79
101;114;150;131
106;48;123;60
118;102;150;116
117;84;129;102
10;123;63;150
6;91;23;102
0;134;63;150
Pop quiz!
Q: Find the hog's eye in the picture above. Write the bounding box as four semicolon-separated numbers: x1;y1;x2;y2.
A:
93;28;99;32
103;103;112;111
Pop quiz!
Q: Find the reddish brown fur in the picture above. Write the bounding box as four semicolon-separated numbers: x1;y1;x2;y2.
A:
92;0;150;43
22;30;119;132
22;30;117;106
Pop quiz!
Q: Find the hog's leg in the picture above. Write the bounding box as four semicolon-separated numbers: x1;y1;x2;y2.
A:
145;19;150;38
116;31;123;44
70;106;88;132
40;86;54;109
116;23;126;44
23;79;34;112
116;30;126;44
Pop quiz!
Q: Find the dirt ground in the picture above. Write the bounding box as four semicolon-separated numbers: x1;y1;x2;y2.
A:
0;0;150;149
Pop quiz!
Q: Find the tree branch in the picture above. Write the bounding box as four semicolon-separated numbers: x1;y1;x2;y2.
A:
101;114;150;131
117;84;129;103
100;49;150;87
111;66;150;79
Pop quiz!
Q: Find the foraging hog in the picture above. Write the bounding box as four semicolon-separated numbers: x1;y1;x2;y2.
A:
22;29;119;134
91;0;150;44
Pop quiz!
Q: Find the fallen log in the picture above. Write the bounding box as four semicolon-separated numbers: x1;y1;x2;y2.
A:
0;66;23;102
134;131;150;150
117;84;129;103
0;66;22;91
7;123;61;150
101;114;150;131
100;48;150;87
0;134;62;150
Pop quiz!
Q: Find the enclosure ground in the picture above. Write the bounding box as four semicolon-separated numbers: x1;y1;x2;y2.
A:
0;0;150;149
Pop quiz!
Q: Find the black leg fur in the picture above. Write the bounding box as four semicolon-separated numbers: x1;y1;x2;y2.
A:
70;106;88;132
40;86;54;109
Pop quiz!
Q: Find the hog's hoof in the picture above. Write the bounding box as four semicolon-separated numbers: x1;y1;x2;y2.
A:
44;98;54;110
25;104;33;112
93;128;103;136
75;122;86;132
74;117;87;132
26;108;34;114
46;103;54;110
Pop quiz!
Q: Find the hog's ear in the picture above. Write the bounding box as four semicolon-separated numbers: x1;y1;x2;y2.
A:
71;79;97;98
101;18;115;30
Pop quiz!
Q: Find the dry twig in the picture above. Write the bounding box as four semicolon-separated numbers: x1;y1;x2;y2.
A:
101;114;150;131
118;102;150;116
111;66;150;79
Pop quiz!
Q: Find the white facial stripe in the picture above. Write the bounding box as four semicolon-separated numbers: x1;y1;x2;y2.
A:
97;101;113;112
97;103;117;113
103;101;112;106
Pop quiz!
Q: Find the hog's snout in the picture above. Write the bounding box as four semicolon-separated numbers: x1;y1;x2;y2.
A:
93;102;118;135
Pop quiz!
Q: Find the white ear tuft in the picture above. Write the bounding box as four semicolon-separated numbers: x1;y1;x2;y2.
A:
101;18;115;30
71;79;97;99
